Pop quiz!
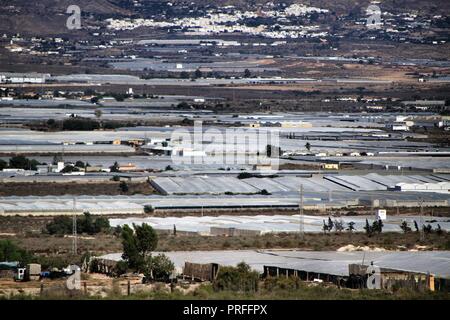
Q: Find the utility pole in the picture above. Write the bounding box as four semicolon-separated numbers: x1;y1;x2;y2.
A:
72;198;77;255
370;194;374;217
419;198;424;242
299;184;304;239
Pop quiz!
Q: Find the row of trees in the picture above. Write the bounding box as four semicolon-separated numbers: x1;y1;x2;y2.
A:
322;217;356;233
364;219;384;236
0;155;41;171
45;212;110;235
62;118;100;131
400;220;445;235
321;217;386;236
0;155;96;173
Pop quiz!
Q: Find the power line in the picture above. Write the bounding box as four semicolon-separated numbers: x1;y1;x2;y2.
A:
72;198;77;255
419;198;424;242
299;184;304;239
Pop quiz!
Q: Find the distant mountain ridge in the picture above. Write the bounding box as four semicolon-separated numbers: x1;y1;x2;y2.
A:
0;0;448;36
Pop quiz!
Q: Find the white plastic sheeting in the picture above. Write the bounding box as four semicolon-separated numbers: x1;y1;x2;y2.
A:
109;214;450;234
100;250;450;278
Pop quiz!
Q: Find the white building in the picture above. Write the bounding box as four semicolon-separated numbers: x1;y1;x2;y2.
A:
395;182;450;194
0;73;49;84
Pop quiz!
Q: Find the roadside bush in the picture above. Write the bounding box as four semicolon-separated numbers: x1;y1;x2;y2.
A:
263;277;301;291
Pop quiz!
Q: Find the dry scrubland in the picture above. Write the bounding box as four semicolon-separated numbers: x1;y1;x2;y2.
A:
0;182;156;196
1;277;448;300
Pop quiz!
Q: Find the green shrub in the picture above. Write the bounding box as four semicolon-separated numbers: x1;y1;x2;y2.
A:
45;212;110;235
213;262;259;292
0;240;34;265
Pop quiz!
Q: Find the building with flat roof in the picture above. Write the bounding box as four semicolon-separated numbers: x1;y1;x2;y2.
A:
0;73;49;84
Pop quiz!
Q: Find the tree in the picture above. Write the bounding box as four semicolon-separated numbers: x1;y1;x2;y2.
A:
135;223;158;256
334;219;344;233
93;217;110;234
78;211;95;234
364;219;373;236
46;118;58;129
194;68;203;79
121;223;158;272
91;96;99;104
45;216;72;235
143;205;154;214
45;212;109;235
400;221;411;233
177;101;190;109
61;164;79;173
121;225;142;270
144;254;175;281
112;260;129;276
94;109;102;119
237;172;254;179
414;220;419;232
244;68;251;78
372;219;383;234
119;181;129;193
327;217;334;231
52;154;63;165
84;88;96;96
0;240;34;265
110;162;120;172
346;221;356;232
213;262;259;292
63;118;100;131
305;142;311;152
0;159;7;171
180;71;190;79
436;224;443;236
75;161;85;168
9;155;40;170
322;220;329;233
423;224;433;234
